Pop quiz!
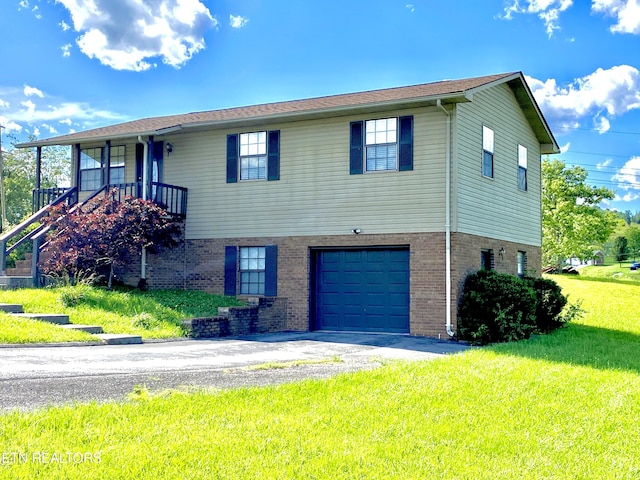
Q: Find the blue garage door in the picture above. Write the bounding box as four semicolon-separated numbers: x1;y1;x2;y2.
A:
314;248;410;333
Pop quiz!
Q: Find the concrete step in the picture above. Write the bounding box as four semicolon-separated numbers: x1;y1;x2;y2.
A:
14;259;32;269
4;269;32;277
0;303;24;313
0;276;34;289
60;324;104;334
96;334;143;345
12;313;70;325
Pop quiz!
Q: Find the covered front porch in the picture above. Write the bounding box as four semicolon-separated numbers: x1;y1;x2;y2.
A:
1;137;188;286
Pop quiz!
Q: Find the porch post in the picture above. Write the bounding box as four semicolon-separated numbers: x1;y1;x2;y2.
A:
105;140;111;186
74;143;81;191
33;146;42;213
144;135;154;201
35;146;42;191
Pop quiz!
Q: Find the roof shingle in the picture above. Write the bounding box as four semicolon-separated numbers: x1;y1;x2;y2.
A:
19;72;556;152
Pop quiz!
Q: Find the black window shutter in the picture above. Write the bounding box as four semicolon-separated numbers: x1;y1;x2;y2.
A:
398;116;413;171
267;130;280;181
226;134;238;183
224;246;237;296
264;245;278;296
350;121;364;175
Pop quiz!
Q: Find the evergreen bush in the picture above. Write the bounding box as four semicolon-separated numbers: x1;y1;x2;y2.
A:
458;270;574;344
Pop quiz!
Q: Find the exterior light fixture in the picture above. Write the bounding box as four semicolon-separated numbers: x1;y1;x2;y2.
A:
165;143;173;155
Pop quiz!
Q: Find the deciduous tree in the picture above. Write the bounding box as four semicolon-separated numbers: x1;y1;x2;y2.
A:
542;158;617;267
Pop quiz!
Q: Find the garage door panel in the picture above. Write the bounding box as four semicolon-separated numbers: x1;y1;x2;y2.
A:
314;248;409;333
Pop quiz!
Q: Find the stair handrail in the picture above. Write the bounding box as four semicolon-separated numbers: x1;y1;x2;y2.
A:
0;187;78;275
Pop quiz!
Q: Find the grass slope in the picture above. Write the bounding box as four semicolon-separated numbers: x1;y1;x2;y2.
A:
0;287;244;342
1;275;639;479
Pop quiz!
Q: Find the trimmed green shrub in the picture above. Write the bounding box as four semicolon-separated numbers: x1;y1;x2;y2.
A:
458;270;578;344
524;276;567;333
458;270;537;344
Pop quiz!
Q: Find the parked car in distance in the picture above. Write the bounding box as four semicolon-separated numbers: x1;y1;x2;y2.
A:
630;262;640;271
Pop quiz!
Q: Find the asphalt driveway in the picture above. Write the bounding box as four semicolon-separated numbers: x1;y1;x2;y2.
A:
0;332;470;412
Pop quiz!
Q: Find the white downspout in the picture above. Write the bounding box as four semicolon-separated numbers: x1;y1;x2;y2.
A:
137;136;148;283
437;100;455;338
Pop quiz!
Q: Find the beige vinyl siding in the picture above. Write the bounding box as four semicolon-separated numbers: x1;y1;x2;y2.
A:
454;83;542;246
165;107;448;240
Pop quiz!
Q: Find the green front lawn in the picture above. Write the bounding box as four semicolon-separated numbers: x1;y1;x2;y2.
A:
0;287;244;343
1;274;639;478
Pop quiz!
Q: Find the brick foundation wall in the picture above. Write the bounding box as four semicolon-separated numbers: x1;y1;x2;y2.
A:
449;232;542;332
152;233;450;337
137;232;540;339
181;297;288;338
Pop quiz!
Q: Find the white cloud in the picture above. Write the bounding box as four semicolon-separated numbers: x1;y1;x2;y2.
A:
406;4;416;13
597;158;613;169
55;0;218;71
615;192;640;202
613;157;640;194
0;116;23;133
502;0;573;37
559;142;571;153
0;85;123;141
230;14;248;28
61;43;72;57
24;85;44;98
41;123;58;134
60;20;71;31
21;100;37;114
592;0;640;34
593;114;611;133
526;65;640;130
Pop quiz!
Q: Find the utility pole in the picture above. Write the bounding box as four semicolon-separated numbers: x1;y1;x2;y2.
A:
0;125;6;232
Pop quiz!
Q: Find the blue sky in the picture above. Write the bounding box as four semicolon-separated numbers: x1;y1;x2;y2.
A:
1;0;640;211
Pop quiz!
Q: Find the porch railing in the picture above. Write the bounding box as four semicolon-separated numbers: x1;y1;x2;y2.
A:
1;187;79;277
32;187;77;213
34;182;188;218
1;181;187;284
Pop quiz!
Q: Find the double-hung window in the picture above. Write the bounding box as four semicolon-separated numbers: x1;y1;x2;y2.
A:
224;245;278;296
365;118;398;171
240;132;267;180
482;126;494;178
80;147;103;191
109;145;126;185
350;116;413;174
518;144;528;191
227;131;280;183
239;247;266;295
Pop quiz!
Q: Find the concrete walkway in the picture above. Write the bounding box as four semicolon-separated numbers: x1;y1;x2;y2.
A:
0;332;471;412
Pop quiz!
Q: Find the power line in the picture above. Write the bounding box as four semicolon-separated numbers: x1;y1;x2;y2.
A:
549;125;640;136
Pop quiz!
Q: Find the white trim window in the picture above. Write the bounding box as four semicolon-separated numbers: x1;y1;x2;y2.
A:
517;251;527;277
518;144;528;191
80;147;103;191
239;246;266;295
110;145;126;185
365;118;398;171
239;132;267;180
482;126;494;178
